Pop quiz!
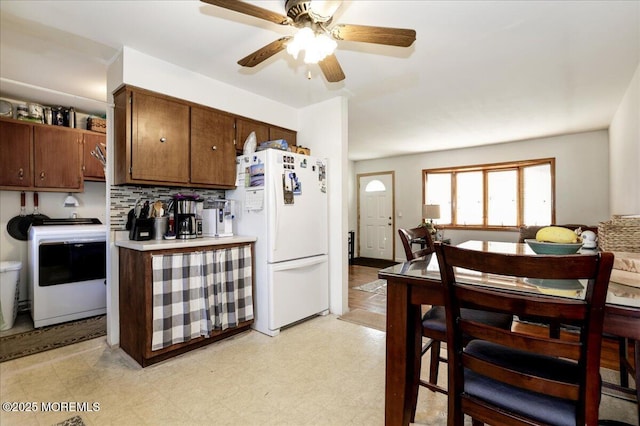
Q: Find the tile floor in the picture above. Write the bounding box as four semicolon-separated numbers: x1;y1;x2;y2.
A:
0;312;36;338
0;314;637;426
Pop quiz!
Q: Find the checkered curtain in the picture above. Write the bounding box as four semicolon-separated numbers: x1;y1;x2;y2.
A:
150;245;254;351
203;245;254;331
151;252;209;351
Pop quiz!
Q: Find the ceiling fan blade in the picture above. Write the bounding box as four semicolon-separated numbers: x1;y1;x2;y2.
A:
238;37;292;67
318;54;345;82
200;0;291;25
331;24;416;47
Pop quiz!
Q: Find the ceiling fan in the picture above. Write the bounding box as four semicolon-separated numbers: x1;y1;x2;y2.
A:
200;0;416;82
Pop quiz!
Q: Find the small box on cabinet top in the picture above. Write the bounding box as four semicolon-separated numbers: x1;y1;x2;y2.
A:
87;117;106;133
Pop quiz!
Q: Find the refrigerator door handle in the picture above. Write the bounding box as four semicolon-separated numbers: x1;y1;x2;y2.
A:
270;255;328;272
272;176;280;252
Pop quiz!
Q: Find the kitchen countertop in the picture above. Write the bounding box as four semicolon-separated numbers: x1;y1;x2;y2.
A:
114;233;257;251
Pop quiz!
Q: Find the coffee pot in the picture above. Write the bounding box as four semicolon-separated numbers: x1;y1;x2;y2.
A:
173;194;200;239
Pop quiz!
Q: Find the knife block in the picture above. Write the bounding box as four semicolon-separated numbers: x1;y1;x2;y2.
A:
129;218;154;241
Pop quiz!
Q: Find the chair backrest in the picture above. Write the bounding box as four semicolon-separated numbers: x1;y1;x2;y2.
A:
398;226;435;261
434;243;614;425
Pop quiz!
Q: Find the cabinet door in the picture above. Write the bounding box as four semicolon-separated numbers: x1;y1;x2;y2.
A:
83;133;106;181
33;126;83;190
191;107;236;187
269;126;297;147
236;118;269;153
0;119;33;187
132;91;189;183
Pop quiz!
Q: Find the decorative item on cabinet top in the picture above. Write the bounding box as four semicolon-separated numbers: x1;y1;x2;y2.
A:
0;97;105;131
291;146;311;155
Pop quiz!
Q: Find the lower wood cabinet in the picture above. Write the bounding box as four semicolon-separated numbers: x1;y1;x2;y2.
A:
119;242;255;367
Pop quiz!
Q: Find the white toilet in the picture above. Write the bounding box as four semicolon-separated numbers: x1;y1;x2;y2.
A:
0;261;22;331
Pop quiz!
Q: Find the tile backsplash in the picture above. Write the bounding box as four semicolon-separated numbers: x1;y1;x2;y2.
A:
110;185;225;230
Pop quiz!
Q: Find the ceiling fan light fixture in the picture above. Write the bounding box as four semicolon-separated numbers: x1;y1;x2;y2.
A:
308;0;341;23
286;27;337;64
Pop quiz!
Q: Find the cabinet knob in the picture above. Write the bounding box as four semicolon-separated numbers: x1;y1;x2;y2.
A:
211;146;217;151
40;171;46;180
18;168;24;179
160;137;167;143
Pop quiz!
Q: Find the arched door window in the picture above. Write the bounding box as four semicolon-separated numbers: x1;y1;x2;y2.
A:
365;179;385;192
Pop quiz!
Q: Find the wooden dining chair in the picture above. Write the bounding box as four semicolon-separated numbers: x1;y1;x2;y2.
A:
398;227;446;396
397;227;513;421
435;243;614;426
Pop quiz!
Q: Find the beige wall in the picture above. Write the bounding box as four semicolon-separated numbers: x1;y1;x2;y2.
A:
609;63;640;215
352;130;610;261
0;182;107;305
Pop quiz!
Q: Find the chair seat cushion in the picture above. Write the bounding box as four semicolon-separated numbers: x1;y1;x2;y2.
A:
463;340;586;426
422;306;512;334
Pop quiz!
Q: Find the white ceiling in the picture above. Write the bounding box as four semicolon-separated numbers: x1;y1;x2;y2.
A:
1;1;638;161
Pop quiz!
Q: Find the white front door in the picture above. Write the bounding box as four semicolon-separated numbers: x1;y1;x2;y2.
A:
358;172;394;260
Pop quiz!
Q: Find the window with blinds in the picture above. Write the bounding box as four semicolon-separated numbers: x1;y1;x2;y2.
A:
423;158;555;229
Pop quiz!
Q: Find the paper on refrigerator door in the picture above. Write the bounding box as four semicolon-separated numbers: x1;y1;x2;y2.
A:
245;189;264;211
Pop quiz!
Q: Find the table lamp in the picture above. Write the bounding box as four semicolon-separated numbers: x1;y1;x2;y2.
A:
422;204;441;237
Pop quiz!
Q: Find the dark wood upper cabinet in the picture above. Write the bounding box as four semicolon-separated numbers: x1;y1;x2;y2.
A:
131;90;190;184
83;133;106;181
191;107;236;187
236;118;269;152
0;119;33;188
114;85;297;189
269;126;297;147
33;126;83;190
0;118;87;192
235;118;297;154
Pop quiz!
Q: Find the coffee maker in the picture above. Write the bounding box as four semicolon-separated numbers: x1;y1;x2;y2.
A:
202;199;233;237
173;194;199;239
214;199;234;237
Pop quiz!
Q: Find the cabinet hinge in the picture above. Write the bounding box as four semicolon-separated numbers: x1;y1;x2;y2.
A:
128;94;132;104
129;166;132;175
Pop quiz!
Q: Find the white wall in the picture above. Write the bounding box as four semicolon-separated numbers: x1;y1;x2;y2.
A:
353;130;610;260
299;96;349;316
609;63;640;215
119;47;298;130
0;183;107;306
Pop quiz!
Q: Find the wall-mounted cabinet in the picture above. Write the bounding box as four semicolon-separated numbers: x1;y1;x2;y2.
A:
114;88;190;186
114;85;297;189
191;106;237;187
33;126;83;190
0;117;88;192
82;133;106;181
0;119;33;188
235;118;297;154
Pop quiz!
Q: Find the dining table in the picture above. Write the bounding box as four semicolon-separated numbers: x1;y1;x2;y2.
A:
378;240;640;426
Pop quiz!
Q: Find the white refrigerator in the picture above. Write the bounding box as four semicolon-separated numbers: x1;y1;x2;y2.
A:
227;149;329;336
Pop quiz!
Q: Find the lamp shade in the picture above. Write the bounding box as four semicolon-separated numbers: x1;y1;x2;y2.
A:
422;204;441;220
